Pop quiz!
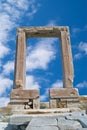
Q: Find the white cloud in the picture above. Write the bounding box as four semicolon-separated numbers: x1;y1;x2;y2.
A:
0;13;16;42
72;28;81;34
76;81;87;88
72;25;87;37
0;43;10;58
26;38;57;71
79;42;87;54
2;61;14;75
7;0;29;10
0;76;13;96
28;5;37;17
74;42;87;60
26;75;40;89
74;53;82;60
0;0;39;59
7;0;38;11
40;88;49;101
40;95;47;101
0;97;10;107
47;20;57;26
2;3;20;20
51;80;63;88
0;61;2;68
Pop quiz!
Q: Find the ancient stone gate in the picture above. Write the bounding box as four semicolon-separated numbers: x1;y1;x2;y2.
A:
10;26;79;109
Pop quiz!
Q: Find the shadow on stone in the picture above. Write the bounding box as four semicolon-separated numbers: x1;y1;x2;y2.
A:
4;123;28;130
4;124;13;130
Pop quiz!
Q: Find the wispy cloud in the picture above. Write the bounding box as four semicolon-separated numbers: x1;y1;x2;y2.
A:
40;94;48;101
26;75;40;89
0;0;39;58
0;43;10;59
7;0;29;10
51;80;63;88
74;41;87;60
74;53;82;60
2;61;14;76
71;25;87;37
76;81;87;88
0;13;16;43
26;38;57;71
47;20;57;26
0;97;10;107
0;76;12;96
79;42;87;54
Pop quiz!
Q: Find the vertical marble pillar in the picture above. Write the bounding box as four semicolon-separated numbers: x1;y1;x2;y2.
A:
60;28;74;88
14;29;26;89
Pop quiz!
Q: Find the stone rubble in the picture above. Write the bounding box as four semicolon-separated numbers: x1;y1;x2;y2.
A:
0;112;87;130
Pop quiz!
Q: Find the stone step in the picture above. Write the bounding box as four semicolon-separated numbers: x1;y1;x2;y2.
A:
10;112;87;130
26;117;58;130
11;108;81;114
26;116;83;130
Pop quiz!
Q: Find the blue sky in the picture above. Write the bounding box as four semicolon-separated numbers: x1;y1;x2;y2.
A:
0;0;87;106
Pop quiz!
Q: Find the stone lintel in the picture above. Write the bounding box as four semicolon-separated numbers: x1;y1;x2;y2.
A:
17;26;69;38
10;89;39;99
49;88;79;99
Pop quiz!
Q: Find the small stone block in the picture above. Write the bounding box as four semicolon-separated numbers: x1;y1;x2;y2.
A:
10;114;32;125
57;117;82;129
33;99;40;109
65;115;87;128
50;99;56;108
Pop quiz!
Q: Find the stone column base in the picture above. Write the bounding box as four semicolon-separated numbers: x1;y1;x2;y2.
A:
49;88;79;108
9;89;40;110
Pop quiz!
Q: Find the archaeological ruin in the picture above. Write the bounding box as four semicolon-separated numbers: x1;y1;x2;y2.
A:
9;26;79;110
1;26;87;130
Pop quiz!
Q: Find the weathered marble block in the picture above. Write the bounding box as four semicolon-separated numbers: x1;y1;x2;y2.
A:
10;89;40;109
49;88;79;108
49;88;79;98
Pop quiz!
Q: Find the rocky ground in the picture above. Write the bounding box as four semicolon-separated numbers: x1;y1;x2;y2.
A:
0;108;87;130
